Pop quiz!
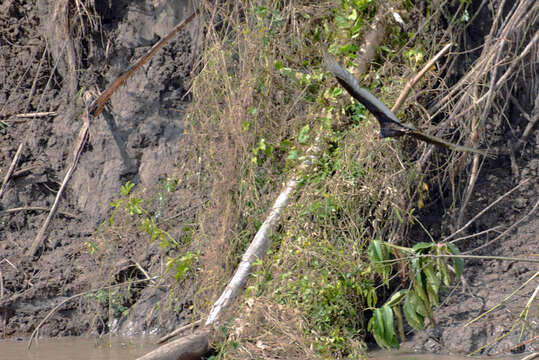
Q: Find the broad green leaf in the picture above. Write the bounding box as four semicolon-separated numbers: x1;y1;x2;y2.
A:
425;263;441;307
427;282;439;307
437;249;451;286
371;308;389;348
411;257;425;289
403;293;425;329
371;306;399;349
393;304;405;342
413;242;433;252
381;305;399;348
424;264;440;295
373;240;384;261
369;240;391;279
375;308;386;339
446;243;464;277
385;290;406;307
367;288;378;308
410;288;431;320
367;241;379;262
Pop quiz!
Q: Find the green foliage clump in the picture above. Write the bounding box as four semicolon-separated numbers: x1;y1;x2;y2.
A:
107;180;198;282
185;0;468;358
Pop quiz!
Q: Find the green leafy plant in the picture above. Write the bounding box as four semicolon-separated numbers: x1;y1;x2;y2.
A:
166;250;199;282
90;288;129;317
367;241;464;348
107;181;196;281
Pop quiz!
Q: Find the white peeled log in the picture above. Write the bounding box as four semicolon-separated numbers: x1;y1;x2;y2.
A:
205;176;298;326
205;140;320;327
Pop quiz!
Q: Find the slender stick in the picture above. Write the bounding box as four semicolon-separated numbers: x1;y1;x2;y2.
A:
28;112;89;256
157;319;203;344
16;112;57;118
0;143;23;199
1;206;77;219
443;178;529;242
392;43;452;113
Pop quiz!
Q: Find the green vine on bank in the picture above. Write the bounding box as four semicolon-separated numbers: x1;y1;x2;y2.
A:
107;180;198;282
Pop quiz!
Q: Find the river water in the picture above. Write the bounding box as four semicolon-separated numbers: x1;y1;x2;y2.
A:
0;337;531;360
0;337;158;360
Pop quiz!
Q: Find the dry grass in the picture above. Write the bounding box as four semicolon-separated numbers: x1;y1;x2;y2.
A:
171;0;537;357
186;0;336;316
219;297;318;359
183;0;409;357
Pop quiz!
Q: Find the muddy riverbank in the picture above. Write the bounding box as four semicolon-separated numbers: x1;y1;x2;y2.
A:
0;0;537;357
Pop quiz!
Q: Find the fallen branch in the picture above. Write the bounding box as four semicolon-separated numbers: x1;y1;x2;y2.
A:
205;176;301;326
28;110;89;256
90;10;200;117
519;351;539;360
137;329;210;360
392;43;452;113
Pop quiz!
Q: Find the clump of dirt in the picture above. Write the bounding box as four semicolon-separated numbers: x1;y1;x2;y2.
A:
1;0;201;337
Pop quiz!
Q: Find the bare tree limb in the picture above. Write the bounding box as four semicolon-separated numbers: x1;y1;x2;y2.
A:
205;176;300;326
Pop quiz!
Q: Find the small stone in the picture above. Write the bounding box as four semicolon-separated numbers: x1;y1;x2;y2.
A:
514;197;527;208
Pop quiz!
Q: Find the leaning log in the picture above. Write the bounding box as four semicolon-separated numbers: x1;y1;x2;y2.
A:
136;330;210;360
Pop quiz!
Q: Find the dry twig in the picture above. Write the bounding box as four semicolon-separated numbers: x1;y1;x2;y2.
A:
0;143;23;200
15;111;57;118
157;319;203;344
1;206;77;219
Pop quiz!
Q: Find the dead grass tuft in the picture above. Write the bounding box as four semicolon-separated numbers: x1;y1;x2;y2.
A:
217;297;318;359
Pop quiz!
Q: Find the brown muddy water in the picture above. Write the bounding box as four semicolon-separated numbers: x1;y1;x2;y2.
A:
0;337;532;360
0;337;158;360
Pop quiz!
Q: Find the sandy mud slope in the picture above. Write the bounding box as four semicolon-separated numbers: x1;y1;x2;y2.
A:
1;0;201;337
